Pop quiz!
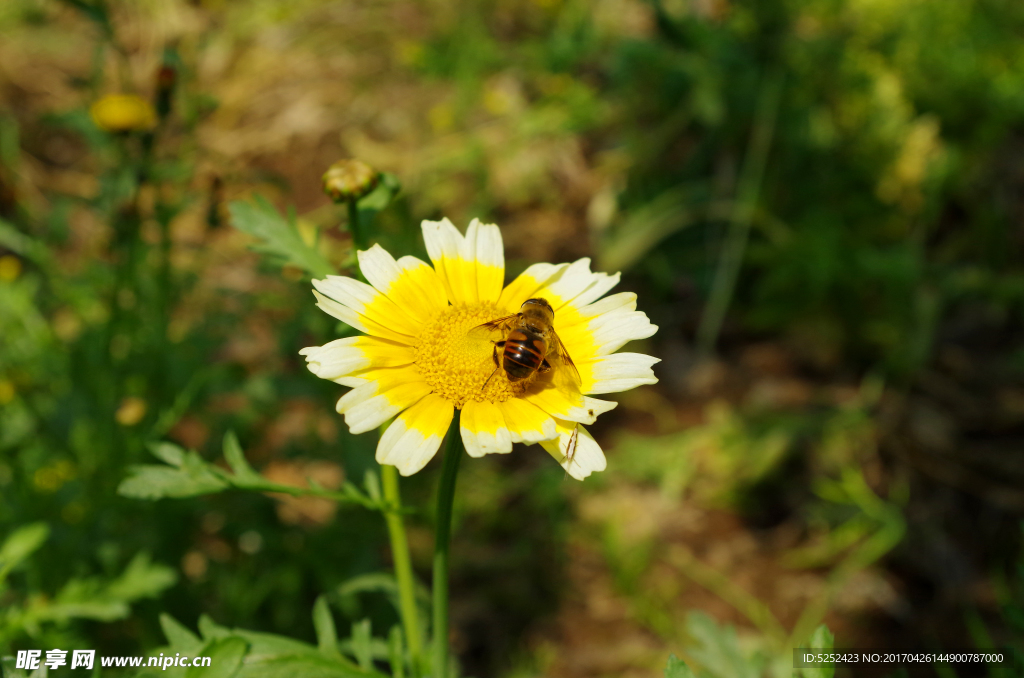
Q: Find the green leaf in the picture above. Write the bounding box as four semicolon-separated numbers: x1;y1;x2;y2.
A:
0;522;50;582
363;471;382;502
0;219;50;266
161;613;206;655
198;613;230;640
664;654;696;678
118;449;229;500
149;441;186;466
234;654;382;678
354;172;401;228
185;615;381;676
799;625;836;678
685;612;762;678
104;552;178;600
229;196;333;278
350;619;373;670
387;626;405;678
313;596;340;656
186;636;248;678
223;431;262;485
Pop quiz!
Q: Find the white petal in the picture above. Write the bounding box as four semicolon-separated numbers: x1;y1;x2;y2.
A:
565;396;618;425
357;245;448;324
583;353;660;394
313;290;370;334
576;292;637;321
497;262;569;310
465;218;504;302
497;398;557;443
300;337;370;379
421;217;462;264
340;382;433;435
460;399;513;458
376;394;455;476
540;424;607;480
467;219;504;269
568;271;621;309
541;258;596;308
585;310;658;356
311;281;419;344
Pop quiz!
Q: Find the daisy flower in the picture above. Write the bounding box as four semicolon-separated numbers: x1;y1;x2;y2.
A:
300;219;659;479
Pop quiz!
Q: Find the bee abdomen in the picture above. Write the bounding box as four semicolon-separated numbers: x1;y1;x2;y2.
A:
502;329;546;382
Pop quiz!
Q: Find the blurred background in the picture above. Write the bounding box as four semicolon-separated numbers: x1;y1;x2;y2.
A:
1;0;1024;676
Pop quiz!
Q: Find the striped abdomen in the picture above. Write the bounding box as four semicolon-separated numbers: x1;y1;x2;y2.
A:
502;328;547;382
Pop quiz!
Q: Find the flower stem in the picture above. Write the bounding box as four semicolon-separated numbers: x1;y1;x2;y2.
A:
432;413;462;678
348;198;364;252
381;464;423;676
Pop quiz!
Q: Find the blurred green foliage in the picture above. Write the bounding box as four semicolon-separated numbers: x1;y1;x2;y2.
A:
1;0;1024;675
602;0;1024;375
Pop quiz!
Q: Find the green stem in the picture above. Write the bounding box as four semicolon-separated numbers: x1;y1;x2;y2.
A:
382;464;423;676
348;198;364;250
431;413;463;678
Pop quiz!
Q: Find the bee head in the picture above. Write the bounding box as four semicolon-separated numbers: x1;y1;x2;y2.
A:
522;298;554;315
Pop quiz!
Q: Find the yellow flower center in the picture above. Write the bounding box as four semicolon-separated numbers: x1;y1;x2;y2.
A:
414;303;528;408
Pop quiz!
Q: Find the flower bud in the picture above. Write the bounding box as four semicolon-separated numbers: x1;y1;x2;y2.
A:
322;159;380;203
90;94;157;133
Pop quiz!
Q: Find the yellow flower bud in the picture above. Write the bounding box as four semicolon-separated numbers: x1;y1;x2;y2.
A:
322;159;380;203
90;94;157;133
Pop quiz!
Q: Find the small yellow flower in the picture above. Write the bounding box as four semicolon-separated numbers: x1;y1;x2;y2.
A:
90;94;157;133
301;219;659;479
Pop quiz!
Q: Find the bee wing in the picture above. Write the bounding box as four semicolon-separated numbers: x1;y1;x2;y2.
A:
550;329;582;387
466;314;520;340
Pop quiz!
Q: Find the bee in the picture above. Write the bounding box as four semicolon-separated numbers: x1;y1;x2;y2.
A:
470;297;582;470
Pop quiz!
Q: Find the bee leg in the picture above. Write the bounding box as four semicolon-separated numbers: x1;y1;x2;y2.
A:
491;342;505;367
539;358;552;373
481;366;500;391
562;424;580;481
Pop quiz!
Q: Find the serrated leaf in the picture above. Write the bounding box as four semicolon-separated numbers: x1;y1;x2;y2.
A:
664;654;696;678
119;449;229;500
161;613;205;655
186;636;248;678
223;431;261;484
229;197;333;278
685;612;762;678
104;552;178;600
0;522;50;582
313;596;340;656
